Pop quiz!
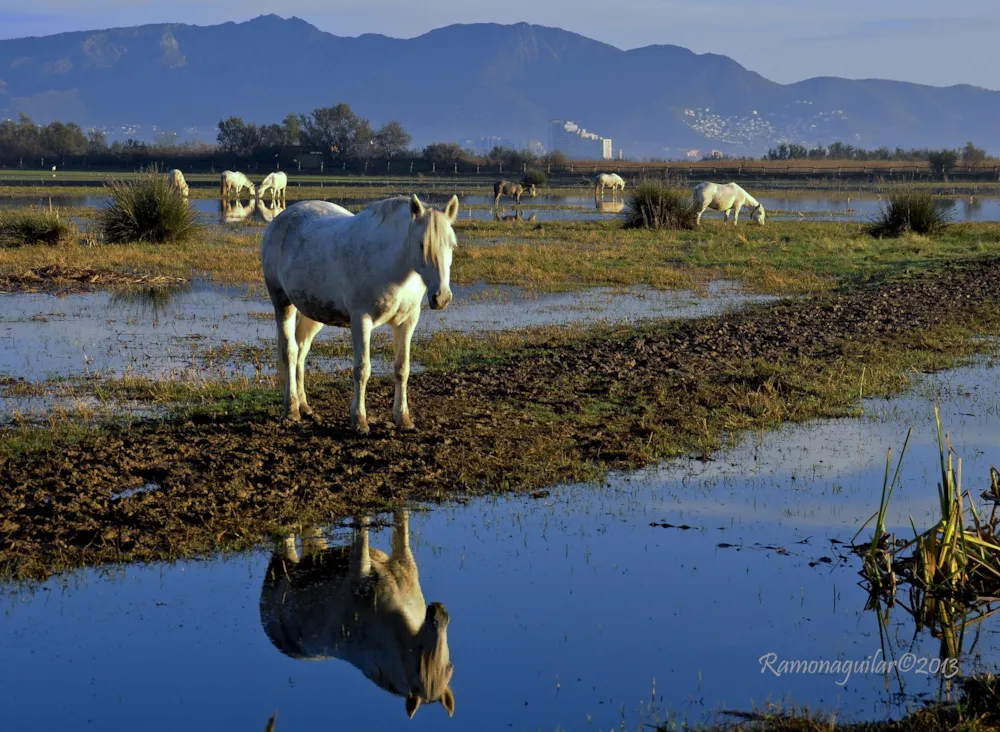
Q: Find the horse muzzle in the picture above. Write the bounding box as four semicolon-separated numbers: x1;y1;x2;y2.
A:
429;290;452;310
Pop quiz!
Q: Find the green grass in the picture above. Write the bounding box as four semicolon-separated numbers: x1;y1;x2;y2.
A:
0;208;76;248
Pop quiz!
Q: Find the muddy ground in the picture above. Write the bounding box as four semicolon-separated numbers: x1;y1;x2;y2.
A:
3;258;1000;579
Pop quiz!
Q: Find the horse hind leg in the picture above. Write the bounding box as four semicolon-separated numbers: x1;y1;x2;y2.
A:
294;314;324;420
350;313;374;435
273;301;301;421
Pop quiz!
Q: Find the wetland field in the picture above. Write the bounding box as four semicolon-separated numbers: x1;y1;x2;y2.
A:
6;176;1000;730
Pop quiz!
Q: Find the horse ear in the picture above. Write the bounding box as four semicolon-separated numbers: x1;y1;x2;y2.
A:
442;687;455;717
410;194;425;220
406;693;421;718
444;195;459;223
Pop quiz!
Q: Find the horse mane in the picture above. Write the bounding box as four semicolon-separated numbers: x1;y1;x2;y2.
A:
364;196;453;266
365;196;413;225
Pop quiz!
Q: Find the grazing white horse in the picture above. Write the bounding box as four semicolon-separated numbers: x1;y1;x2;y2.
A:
595;173;626;199
259;510;455;719
166;169;189;196
261;195;458;433
258;171;288;203
693;182;766;226
220;170;256;199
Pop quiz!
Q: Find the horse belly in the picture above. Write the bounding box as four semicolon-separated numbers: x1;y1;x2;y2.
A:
293;293;352;328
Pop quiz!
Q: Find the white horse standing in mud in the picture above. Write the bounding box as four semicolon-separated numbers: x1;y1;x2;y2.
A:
220;170;256;199
693;182;766;226
166;169;189;196
261;194;458;433
259;510;455;719
595;173;626;199
258;171;288;204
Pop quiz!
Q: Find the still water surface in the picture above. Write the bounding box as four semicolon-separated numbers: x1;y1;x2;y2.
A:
3;362;1000;730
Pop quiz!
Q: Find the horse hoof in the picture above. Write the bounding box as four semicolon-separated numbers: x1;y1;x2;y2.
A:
352;416;370;435
282;414;301;425
397;421;416;432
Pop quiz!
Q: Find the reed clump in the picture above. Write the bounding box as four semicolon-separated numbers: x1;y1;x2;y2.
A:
858;408;1000;602
99;168;200;244
622;180;697;230
869;190;953;237
0;208;75;248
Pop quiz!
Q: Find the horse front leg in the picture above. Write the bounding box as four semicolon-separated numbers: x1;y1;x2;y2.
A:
390;509;413;566
294;314;324;420
392;318;417;431
350;313;373;434
274;302;300;421
731;204;742;225
349;516;372;577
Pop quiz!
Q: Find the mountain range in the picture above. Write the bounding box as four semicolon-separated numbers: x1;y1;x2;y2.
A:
1;15;998;157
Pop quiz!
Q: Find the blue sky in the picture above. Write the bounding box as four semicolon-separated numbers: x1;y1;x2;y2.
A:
1;0;997;89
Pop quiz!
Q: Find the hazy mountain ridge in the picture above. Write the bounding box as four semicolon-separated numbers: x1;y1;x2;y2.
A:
1;15;997;156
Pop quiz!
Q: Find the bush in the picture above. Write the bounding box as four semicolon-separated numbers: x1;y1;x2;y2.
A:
0;208;76;248
622;180;697;230
522;168;548;187
99;169;200;244
868;190;953;237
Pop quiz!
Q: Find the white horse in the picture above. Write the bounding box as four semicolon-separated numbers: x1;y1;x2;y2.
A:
595;173;626;199
255;199;286;224
259;510;455;719
261;195;458;433
258;171;288;203
166;169;189;196
693;182;766;226
220;170;256;199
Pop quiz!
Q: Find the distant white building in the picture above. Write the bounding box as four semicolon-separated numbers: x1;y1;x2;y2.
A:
549;119;613;160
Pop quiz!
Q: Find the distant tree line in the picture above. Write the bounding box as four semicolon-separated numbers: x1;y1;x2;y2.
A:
0;113;213;165
765;141;990;174
216;104;412;163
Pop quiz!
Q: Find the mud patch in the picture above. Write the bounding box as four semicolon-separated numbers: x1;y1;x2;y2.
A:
3;258;1000;578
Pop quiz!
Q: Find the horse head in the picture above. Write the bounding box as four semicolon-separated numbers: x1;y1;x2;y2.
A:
527;184;537;198
405;601;456;718
752;205;766;226
409;194;458;310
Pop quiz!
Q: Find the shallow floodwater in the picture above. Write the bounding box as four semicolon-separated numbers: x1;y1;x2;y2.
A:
0;280;772;383
9;191;1000;225
3;362;1000;731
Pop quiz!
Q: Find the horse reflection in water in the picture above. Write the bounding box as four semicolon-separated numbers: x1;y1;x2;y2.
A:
259;510;456;719
221;198;255;224
255;199;286;223
493;207;536;223
595;198;624;214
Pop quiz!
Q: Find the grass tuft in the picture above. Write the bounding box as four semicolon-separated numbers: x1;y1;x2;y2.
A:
99;168;200;244
0;208;75;248
869;190;953;237
622;180;697;230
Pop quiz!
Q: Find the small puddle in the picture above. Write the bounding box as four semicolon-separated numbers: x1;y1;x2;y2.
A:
3;362;1000;729
111;482;160;502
